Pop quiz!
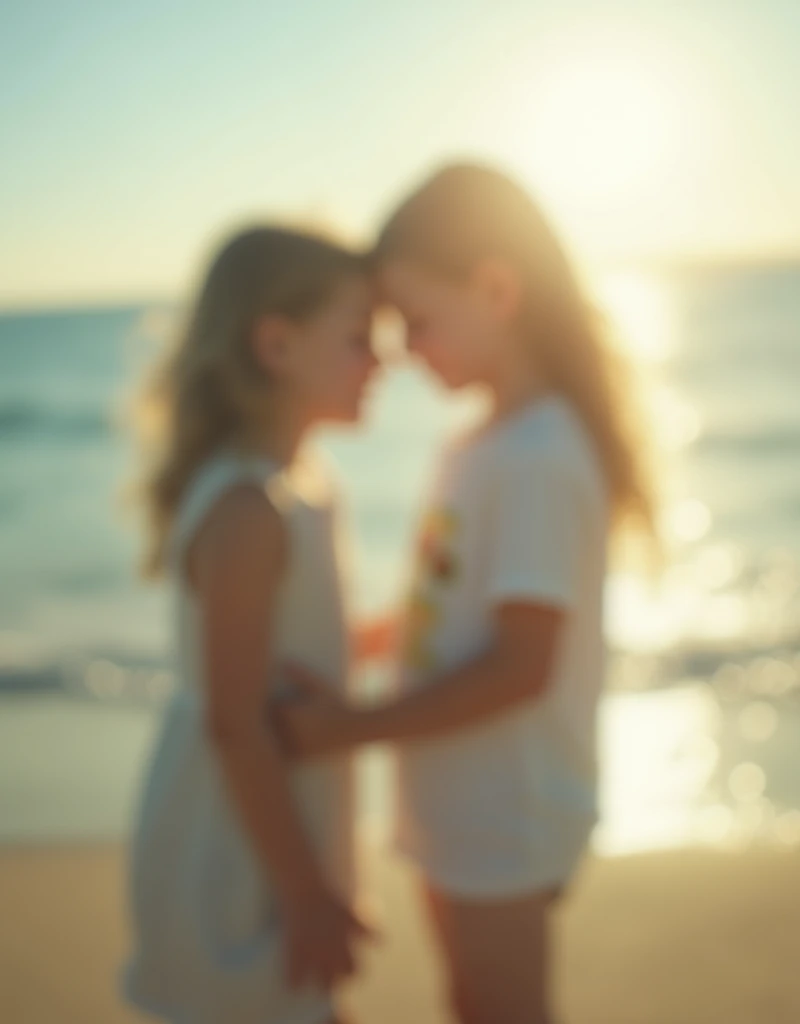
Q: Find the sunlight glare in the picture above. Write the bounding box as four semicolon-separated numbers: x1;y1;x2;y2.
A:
598;270;677;363
526;48;688;203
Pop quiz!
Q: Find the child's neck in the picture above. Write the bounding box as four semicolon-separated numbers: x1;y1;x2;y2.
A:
486;341;549;425
244;401;313;469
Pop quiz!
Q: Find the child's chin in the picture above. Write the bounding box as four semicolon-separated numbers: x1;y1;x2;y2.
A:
326;402;363;426
422;360;470;391
435;369;471;391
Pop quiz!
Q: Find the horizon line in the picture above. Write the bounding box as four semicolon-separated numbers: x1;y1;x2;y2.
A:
2;249;799;318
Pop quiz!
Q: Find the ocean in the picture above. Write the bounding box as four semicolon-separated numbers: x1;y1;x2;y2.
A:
1;262;799;854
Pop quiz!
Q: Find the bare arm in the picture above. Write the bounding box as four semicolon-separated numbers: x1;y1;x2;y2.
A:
190;486;325;905
350;604;562;743
190;487;373;990
280;603;564;757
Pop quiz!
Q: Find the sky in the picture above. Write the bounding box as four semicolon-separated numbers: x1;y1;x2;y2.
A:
1;0;799;307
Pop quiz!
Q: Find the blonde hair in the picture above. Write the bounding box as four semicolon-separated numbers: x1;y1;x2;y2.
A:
132;226;362;578
373;162;657;542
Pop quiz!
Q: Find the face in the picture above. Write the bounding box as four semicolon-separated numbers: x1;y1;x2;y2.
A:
264;274;379;424
379;260;512;390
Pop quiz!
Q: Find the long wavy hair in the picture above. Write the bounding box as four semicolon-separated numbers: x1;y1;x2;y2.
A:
131;226;362;578
372;162;657;542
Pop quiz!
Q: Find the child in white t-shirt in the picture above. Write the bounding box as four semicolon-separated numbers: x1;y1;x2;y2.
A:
275;164;654;1024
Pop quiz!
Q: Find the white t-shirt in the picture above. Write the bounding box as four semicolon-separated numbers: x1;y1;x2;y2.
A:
394;395;609;898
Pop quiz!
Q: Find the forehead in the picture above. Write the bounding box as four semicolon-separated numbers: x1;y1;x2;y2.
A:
325;274;375;321
378;261;452;309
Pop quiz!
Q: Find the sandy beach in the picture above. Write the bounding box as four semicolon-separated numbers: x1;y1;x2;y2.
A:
1;841;799;1024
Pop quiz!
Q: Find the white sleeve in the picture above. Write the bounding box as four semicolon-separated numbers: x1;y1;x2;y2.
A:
485;447;583;610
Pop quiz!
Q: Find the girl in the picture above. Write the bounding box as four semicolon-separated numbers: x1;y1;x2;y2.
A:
275;164;654;1024
125;226;379;1024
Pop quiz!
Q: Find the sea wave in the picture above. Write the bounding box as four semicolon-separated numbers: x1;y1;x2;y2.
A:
0;400;110;439
3;630;800;711
0;654;174;706
697;423;800;456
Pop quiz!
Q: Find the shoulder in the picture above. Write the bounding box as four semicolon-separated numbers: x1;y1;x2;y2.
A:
489;399;607;504
189;484;286;590
203;483;282;539
176;453;277;530
530;397;598;461
179;458;287;582
507;398;582;455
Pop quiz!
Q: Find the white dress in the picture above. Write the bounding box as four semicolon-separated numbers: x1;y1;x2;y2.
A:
124;453;354;1024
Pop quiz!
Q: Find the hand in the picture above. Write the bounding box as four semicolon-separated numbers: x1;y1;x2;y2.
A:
282;883;378;991
272;663;355;761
